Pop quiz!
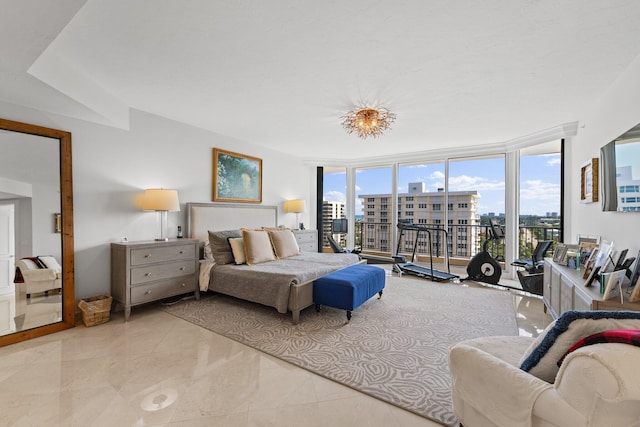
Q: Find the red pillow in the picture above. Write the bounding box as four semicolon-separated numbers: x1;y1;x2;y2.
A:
557;329;640;367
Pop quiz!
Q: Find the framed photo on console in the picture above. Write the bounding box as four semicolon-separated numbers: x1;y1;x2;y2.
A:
553;243;568;264
602;269;626;302
582;248;599;279
628;252;640;302
629;274;640;302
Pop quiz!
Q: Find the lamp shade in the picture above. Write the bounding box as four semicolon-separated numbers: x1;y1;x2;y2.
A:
141;189;180;211
284;199;306;213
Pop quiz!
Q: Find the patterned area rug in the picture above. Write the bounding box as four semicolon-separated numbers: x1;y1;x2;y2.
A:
164;273;518;426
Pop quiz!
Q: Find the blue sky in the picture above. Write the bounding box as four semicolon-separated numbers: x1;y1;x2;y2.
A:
323;153;561;216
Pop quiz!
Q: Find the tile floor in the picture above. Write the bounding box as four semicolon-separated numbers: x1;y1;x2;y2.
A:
0;274;553;427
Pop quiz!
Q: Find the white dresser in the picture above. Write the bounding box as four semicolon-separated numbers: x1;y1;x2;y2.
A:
111;239;199;321
543;258;640;319
293;229;318;252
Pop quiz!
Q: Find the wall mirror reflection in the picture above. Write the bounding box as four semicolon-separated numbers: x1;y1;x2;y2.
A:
0;118;74;346
601;123;640;212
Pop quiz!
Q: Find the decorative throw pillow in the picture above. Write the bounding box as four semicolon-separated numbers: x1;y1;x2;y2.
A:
208;229;241;264
519;310;640;382
227;237;246;265
268;229;300;259
242;229;276;265
556;329;640;367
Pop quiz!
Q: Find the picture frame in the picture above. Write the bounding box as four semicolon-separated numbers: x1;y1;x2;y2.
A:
628;272;640;303
553;243;568;264
553;243;578;266
593;239;614;270
54;212;61;233
578;240;599;267
629;251;640;292
212;148;262;203
602;269;626;302
580;157;599;203
582;248;599;279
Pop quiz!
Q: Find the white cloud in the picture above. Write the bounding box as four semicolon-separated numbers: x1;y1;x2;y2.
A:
449;175;505;192
520;179;560;201
323;191;346;203
547;157;561;166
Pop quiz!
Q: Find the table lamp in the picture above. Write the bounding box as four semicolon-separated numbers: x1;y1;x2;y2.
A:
142;188;180;241
284;199;306;229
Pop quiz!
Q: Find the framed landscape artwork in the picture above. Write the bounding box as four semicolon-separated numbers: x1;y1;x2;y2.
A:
212;148;262;203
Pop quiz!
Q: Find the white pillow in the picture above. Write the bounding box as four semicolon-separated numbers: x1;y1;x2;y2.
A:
242;229;276;265
520;310;640;382
268;229;300;259
228;237;246;265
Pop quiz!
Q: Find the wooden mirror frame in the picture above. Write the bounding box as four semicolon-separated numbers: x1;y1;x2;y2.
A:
0;118;75;347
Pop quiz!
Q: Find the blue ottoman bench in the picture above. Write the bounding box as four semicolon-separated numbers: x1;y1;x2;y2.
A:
313;264;386;321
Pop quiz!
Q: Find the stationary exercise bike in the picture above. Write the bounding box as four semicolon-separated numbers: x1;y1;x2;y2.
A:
465;218;504;285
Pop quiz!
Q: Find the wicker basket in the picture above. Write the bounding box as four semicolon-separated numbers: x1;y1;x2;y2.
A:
78;295;113;327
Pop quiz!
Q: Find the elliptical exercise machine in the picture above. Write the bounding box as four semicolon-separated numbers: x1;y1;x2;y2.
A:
465;218;504;285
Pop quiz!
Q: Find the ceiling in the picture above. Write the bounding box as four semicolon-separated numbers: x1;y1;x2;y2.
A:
2;0;640;162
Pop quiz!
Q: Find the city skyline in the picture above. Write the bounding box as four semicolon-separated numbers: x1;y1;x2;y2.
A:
323;153;561;216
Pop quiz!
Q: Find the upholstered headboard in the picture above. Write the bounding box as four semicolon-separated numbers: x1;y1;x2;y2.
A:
186;202;278;243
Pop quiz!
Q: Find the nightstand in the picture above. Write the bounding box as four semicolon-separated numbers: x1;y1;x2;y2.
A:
111;239;199;321
293;229;318;252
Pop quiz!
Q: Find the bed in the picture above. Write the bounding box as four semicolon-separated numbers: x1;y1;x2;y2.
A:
186;202;361;323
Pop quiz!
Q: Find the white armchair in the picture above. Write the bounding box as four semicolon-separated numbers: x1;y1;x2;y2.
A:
14;256;62;298
449;312;640;427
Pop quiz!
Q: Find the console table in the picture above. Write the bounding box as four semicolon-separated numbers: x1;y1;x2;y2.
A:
543;258;640;319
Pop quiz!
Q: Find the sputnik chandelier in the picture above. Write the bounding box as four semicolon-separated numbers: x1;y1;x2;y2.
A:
340;107;396;139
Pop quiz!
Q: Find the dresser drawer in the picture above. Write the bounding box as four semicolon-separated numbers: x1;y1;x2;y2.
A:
130;260;196;285
294;230;317;252
130;244;196;266
131;277;194;304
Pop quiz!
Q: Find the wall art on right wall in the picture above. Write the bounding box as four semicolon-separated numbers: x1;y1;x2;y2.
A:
580;157;599;203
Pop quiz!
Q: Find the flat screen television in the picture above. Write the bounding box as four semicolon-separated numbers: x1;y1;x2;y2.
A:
600;123;640;212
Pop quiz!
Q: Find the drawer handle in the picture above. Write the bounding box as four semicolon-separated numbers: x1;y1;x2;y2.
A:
179;267;185;271
145;273;152;277
179;250;184;254
145;290;152;295
144;254;151;258
180;283;186;287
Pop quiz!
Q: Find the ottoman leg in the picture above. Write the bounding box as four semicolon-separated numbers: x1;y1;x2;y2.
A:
378;290;383;299
346;310;352;322
315;304;321;312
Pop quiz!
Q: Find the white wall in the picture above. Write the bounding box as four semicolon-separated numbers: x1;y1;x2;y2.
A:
568;52;640;256
0;103;314;300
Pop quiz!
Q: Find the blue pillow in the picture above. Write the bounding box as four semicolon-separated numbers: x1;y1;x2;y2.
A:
519;310;640;383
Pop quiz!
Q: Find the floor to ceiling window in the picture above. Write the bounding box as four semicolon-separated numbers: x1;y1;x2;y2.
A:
518;141;562;259
355;166;393;253
448;155;506;260
318;141;563;267
321;167;347;249
397;161;446;256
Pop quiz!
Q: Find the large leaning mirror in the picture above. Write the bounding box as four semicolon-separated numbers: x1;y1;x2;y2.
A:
0;118;74;347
